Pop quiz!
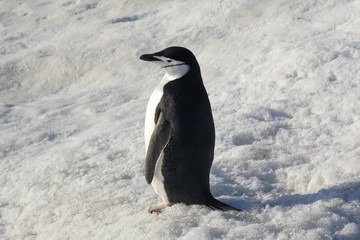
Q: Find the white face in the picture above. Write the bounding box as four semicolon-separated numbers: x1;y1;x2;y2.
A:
153;56;190;80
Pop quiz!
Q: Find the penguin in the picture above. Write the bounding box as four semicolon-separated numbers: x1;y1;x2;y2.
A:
140;46;241;213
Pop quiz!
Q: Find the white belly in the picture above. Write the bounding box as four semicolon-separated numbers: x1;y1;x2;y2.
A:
145;75;171;203
151;152;169;203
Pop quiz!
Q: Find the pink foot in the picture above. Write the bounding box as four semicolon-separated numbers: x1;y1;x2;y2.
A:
148;203;171;213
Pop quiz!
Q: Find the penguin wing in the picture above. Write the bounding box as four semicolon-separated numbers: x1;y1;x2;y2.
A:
145;111;171;184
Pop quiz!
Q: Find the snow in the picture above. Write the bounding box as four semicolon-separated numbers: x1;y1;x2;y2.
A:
1;0;359;239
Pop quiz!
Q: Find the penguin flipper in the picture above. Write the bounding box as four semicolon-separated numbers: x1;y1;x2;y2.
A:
205;196;242;212
145;111;171;184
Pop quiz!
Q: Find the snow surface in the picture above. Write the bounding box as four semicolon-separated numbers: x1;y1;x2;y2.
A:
1;0;360;239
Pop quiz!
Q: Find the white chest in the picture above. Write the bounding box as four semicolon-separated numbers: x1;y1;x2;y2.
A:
144;75;168;152
144;71;186;151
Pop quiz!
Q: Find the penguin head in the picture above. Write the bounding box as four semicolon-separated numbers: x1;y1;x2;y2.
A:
140;46;200;80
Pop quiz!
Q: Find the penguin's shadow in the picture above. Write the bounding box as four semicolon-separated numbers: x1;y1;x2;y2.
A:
264;181;360;208
211;174;360;211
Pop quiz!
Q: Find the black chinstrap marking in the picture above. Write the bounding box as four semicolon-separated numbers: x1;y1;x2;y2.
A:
161;63;187;68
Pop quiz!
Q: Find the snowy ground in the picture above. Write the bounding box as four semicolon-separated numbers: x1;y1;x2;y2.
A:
1;0;360;239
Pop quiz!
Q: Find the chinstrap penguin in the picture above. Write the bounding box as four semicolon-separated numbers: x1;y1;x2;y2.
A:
140;46;241;213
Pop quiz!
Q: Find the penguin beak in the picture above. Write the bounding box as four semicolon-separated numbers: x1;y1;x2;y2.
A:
139;54;161;62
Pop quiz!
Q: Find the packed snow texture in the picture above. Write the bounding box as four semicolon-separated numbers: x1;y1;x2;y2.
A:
1;0;360;239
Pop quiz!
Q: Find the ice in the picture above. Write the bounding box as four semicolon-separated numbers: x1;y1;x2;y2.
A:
1;0;359;239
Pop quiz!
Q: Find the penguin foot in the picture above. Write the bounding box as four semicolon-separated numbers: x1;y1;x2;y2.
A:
148;203;171;213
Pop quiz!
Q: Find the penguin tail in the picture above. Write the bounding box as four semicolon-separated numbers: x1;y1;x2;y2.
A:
205;196;242;212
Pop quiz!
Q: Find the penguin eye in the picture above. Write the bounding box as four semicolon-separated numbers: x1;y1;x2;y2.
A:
166;59;172;63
